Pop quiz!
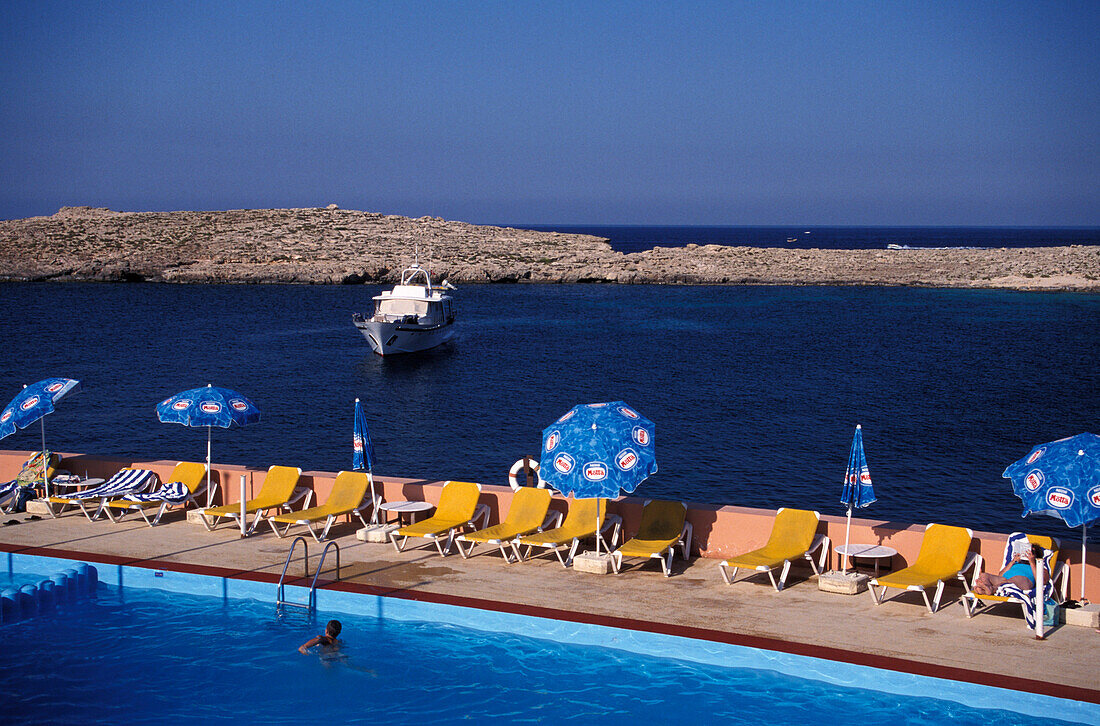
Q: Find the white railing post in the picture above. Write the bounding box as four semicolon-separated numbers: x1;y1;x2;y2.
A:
1035;549;1048;639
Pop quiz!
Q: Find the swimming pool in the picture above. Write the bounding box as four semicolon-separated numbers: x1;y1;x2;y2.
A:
0;554;1095;725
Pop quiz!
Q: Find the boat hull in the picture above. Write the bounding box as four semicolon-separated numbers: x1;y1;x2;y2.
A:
353;318;455;356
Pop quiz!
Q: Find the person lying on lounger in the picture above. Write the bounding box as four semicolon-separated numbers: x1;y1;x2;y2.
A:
299;619;342;655
973;543;1044;595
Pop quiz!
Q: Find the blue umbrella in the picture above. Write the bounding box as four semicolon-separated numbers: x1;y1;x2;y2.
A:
156;384;261;507
0;377;82;497
539;401;657;555
1003;432;1100;600
352;398;379;522
839;424;875;571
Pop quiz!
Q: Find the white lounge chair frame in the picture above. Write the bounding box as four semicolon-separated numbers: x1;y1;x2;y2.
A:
103;478;214;527
455;510;563;562
391;503;491;556
511;514;623;567
610;521;694;577
201;486;313;534
718;533;831;591
268;490;380;542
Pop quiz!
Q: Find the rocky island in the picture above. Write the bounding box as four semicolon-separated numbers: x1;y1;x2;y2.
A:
0;206;1096;291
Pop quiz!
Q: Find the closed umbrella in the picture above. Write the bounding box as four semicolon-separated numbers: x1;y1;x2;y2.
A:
538;402;657;557
0;377;82;498
1003;433;1100;601
839;424;876;571
156;384;261;508
352;398;379;522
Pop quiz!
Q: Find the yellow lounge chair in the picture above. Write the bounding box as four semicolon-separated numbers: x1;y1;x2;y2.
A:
718;508;830;591
454;487;555;561
961;533;1068;624
389;481;489;556
511;497;621;567
199;465;306;534
611;499;692;577
102;461;207;526
267;470;372;541
868;523;979;613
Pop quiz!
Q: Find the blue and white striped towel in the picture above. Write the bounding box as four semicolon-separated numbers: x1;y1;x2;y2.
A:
62;469;157;501
122;480;190;504
994;531;1055;630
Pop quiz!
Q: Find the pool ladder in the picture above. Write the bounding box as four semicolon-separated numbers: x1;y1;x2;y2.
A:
276;536;341;616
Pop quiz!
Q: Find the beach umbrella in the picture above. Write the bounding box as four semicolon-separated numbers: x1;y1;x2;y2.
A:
839;424;876;571
156;384;261;507
0;377;82;497
1003;433;1100;601
539;402;657;556
352;398;379;522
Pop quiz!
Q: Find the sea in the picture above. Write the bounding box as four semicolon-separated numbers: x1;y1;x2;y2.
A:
524;224;1100;252
0;227;1097;541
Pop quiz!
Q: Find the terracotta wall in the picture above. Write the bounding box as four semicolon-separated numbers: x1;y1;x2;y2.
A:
5;449;1097;599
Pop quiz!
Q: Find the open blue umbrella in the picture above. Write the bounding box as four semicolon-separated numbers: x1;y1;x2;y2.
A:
1003;432;1100;600
839;424;876;570
156;384;261;507
352;398;379;522
539;402;657;555
0;377;82;497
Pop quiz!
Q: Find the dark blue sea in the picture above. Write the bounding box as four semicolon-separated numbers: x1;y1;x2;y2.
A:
523;225;1100;253
1;282;1097;541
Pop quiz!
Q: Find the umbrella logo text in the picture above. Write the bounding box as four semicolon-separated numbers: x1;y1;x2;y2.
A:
1027;447;1047;464
557;409;576;423
46;382;64;393
1025;470;1045;492
553;453;575;474
1089;485;1100;507
1046;487;1074;509
200;402;222;414
20;396;40;411
545;430;560;452
0;409;11;423
583;462;608;481
618;406;639;419
230;399;249;411
615;448;638;470
860;469;872;485
171;399;192;410
632;426;650;446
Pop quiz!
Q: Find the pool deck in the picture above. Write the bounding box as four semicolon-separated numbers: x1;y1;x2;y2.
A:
2;509;1097;704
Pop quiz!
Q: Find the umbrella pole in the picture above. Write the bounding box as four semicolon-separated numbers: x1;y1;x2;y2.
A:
206;426;213;508
40;417;48;499
595;509;601;557
842;507;853;572
1082;523;1088;602
368;469;378;524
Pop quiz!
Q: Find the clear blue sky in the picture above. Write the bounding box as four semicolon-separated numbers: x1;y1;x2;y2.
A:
2;1;1097;225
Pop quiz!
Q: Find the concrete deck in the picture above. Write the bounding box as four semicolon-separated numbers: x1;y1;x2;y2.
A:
2;508;1097;704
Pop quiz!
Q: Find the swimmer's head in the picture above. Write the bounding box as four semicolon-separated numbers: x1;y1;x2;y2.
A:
326;620;342;638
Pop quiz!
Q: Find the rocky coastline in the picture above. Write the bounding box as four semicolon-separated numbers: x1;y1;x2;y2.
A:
0;205;1096;291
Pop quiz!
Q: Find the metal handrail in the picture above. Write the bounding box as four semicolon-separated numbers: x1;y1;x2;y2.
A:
276;536;310;608
308;541;341;612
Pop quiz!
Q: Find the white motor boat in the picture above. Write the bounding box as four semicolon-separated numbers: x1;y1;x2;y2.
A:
352;264;456;356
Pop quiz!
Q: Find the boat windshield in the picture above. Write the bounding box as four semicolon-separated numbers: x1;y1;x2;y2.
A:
376;298;430;316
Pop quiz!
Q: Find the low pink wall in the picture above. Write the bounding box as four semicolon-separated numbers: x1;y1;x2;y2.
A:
6;449;1098;599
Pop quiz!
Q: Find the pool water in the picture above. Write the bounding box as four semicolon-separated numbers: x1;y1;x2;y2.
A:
0;573;1086;726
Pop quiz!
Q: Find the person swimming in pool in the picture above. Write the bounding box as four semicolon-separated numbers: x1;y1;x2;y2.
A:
973;543;1044;595
299;619;342;655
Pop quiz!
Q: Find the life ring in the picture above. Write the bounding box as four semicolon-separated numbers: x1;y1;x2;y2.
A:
508;457;547;491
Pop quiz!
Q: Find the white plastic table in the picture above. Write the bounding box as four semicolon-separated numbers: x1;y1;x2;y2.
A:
835;543;898;576
50;477;104;492
377;500;434;526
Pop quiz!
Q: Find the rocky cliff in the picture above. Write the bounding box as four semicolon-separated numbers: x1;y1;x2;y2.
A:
0;206;1096;291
